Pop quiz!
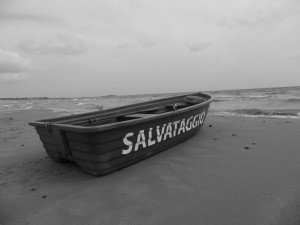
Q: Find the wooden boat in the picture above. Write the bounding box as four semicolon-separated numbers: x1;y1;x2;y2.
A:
29;92;213;176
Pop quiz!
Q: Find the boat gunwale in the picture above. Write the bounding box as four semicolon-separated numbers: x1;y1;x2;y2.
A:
29;92;214;133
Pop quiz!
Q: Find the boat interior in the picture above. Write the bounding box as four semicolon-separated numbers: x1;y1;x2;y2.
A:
71;102;191;127
39;95;209;127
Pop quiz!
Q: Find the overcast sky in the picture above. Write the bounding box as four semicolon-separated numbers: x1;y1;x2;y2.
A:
0;0;300;97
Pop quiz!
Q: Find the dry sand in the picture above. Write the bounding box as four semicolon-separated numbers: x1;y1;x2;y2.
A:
1;109;300;225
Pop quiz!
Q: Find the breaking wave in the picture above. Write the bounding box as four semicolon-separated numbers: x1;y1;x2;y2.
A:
284;98;300;103
211;109;300;119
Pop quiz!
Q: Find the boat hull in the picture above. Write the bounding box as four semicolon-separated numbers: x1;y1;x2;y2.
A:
30;93;213;176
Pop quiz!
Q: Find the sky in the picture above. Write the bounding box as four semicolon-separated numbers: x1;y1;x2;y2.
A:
0;0;300;97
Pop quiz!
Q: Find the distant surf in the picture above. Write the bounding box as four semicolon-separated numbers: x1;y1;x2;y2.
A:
0;86;299;119
211;109;300;119
208;86;300;119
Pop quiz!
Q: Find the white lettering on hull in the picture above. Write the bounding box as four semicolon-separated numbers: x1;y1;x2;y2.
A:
122;132;134;154
122;111;206;155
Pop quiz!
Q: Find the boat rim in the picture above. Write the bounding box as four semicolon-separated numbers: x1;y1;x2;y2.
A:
29;92;214;133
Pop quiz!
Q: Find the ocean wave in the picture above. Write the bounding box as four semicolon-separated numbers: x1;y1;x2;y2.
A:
211;109;300;119
212;99;227;102
284;98;300;103
2;105;14;108
46;108;71;112
233;109;300;116
84;104;103;110
215;95;235;98
240;95;269;98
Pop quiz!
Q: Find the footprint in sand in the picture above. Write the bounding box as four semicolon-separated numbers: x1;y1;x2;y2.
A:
244;142;257;150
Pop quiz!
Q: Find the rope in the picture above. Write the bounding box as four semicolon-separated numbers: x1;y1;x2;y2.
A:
45;122;53;131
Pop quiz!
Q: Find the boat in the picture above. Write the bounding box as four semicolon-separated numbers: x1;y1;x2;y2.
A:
29;92;214;176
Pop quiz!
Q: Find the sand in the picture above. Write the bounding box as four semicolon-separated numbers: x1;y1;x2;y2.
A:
1;109;300;225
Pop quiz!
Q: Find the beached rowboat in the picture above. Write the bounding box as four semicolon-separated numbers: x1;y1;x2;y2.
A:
29;92;214;176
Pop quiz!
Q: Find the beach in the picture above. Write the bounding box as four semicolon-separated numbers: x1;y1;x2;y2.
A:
1;108;300;225
2;0;300;223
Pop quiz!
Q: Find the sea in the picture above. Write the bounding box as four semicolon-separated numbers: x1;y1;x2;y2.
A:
1;86;300;119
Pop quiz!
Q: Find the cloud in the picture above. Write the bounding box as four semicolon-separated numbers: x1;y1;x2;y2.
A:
0;49;32;84
117;39;157;49
0;12;60;25
186;42;211;52
139;38;157;47
214;0;300;29
0;49;32;73
117;42;137;49
17;33;88;56
0;73;30;84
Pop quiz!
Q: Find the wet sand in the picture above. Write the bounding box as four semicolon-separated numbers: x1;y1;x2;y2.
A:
1;109;300;225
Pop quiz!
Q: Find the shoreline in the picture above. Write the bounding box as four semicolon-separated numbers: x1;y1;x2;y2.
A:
1;109;300;225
